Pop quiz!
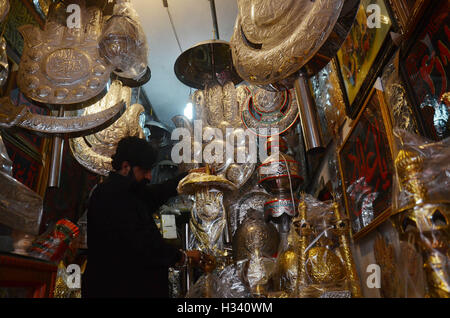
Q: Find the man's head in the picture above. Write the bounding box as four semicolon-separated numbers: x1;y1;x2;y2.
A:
111;136;158;183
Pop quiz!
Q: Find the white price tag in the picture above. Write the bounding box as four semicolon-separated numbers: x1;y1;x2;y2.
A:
161;214;177;239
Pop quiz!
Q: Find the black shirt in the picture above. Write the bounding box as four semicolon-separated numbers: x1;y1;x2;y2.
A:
83;171;187;298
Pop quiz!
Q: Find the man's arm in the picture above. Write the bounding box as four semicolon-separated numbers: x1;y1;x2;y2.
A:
138;172;188;211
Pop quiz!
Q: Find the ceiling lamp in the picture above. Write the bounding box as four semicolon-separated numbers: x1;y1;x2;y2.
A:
173;0;242;89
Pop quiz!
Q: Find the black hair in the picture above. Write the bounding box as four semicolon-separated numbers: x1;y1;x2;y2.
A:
111;136;158;171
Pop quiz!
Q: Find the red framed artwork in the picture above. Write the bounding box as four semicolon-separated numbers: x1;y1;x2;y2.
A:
337;88;395;240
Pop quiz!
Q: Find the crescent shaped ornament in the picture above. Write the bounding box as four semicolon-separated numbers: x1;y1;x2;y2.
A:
0;96;126;135
69;103;145;176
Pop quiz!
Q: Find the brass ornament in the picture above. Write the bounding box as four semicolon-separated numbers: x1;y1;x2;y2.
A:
0;0;9;23
230;0;344;85
331;200;362;297
99;0;149;80
394;147;450;298
373;233;401;298
306;246;346;284
17;3;113;105
290;196;362;298
232;212;280;262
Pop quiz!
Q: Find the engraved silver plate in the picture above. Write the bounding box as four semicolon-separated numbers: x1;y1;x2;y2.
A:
17;4;113;105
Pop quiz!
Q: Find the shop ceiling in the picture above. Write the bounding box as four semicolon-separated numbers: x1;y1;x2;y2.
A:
131;0;238;129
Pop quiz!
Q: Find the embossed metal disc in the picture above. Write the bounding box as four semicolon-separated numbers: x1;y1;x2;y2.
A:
174;40;243;89
232;215;280;261
17;6;114;105
241;87;299;136
231;0;360;86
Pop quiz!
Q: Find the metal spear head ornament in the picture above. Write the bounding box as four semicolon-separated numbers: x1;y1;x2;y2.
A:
0;96;125;135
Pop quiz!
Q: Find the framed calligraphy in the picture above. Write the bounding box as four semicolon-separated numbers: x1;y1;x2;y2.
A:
335;0;398;119
400;1;450;141
337;88;395;240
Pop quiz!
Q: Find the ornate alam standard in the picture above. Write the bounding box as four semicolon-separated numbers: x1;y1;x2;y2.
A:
275;195;362;298
258;136;302;240
393;146;450;298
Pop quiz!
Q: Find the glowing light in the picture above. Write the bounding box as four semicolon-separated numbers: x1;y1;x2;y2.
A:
184;102;193;120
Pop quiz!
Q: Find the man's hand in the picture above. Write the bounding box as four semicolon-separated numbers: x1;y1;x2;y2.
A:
186;250;217;273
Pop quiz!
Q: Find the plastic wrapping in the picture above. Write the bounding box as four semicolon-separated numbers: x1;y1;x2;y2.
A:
274;194;361;298
0;134;12;175
0;0;9;23
186;263;252;298
0;37;8;87
188;188;227;257
158;195;194;216
0;170;43;235
393;129;450;212
392;129;450;297
29;219;79;263
99;0;148;80
381;51;420;135
17;2;114;105
183;82;255;189
226;186;271;237
310;61;347;146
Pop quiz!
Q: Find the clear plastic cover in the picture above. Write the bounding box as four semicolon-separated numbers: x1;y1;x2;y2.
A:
273;194;360;298
0;171;43;236
99;0;148;80
186;263;252;298
0;37;8;87
393;129;450;212
0;134;12;175
0;0;9;23
392;129;450;297
188;188;227;258
29;219;80;263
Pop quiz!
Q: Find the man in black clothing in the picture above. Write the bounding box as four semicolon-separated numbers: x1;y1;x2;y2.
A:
83;137;204;298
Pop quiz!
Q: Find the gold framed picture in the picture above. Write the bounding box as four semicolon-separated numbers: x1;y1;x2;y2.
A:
337;88;395;240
